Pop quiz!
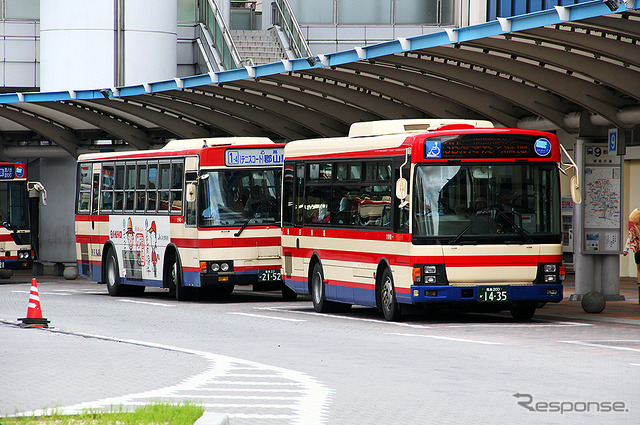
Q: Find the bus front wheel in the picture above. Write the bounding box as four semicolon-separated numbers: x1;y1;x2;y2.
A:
380;268;401;321
167;252;194;301
510;302;536;321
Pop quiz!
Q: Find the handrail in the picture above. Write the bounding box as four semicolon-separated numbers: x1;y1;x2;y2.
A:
271;0;312;59
201;0;251;70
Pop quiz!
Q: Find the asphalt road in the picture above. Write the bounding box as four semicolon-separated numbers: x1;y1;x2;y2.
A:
1;276;639;425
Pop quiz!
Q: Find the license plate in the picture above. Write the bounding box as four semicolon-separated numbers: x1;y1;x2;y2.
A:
258;269;281;282
478;286;508;302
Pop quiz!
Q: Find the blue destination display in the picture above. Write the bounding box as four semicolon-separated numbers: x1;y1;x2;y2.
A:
0;164;15;179
225;148;284;167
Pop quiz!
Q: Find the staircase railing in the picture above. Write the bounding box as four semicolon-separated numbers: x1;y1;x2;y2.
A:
200;0;248;70
271;0;312;59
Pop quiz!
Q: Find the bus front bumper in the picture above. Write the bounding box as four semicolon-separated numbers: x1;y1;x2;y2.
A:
409;284;563;304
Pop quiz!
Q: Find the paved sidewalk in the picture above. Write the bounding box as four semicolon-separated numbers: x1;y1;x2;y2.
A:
536;275;640;325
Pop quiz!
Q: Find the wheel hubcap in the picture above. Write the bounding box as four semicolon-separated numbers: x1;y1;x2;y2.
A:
382;278;392;311
312;272;321;304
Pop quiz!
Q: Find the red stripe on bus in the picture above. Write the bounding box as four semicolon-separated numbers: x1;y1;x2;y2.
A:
283;227;412;242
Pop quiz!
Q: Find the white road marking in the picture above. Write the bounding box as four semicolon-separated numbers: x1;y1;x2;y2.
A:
16;330;333;425
256;306;434;328
257;306;591;328
229;312;306;322
386;332;503;345
119;299;175;307
561;340;640;353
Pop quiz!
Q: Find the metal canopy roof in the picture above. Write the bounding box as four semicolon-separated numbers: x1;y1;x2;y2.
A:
1;1;639;159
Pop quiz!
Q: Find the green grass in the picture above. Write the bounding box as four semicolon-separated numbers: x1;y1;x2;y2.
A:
0;402;205;425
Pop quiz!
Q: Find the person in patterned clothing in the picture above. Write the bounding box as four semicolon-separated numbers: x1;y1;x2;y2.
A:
623;208;640;282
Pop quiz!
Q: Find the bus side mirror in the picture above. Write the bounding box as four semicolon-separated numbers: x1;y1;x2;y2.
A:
186;182;197;203
570;175;582;204
395;178;408;206
28;181;47;206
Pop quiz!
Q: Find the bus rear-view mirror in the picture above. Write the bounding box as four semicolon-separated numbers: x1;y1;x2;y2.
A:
186;182;197;203
570;175;582;204
395;178;408;202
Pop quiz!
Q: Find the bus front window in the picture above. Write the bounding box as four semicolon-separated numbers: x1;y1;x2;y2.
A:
198;169;281;227
413;164;560;243
0;181;29;230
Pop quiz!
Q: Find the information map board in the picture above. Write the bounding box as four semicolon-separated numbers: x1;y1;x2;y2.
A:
581;143;623;254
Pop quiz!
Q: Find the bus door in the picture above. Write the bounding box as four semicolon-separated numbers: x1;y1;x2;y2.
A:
76;163;101;281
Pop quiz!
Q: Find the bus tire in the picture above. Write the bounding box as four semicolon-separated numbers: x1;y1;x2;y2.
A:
380;268;401;321
311;262;333;313
510;302;536;321
105;249;124;296
167;252;194;301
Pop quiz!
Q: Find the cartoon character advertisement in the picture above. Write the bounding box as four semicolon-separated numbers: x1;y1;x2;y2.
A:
109;216;170;282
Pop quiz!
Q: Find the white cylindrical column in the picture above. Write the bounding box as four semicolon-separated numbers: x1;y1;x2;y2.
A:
40;0;177;91
123;0;177;86
40;0;115;91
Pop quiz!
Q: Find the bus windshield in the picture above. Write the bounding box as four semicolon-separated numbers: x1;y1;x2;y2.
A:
198;169;281;227
0;181;29;230
413;163;560;243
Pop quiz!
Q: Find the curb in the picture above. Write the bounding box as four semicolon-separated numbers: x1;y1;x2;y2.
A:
194;412;229;425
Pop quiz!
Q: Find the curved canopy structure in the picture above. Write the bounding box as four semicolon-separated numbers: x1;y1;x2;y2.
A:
1;2;639;158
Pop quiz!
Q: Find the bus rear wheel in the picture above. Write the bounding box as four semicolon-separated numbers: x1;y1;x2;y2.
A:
311;263;333;313
105;249;144;297
380;268;401;321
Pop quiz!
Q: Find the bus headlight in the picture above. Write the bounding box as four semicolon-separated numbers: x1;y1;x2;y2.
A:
211;263;220;272
18;251;30;259
220;262;229;272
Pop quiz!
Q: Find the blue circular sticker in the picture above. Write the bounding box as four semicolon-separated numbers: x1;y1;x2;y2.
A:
15;166;24;178
534;138;551;156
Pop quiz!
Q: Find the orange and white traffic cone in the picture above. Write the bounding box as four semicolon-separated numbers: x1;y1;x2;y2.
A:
18;278;50;328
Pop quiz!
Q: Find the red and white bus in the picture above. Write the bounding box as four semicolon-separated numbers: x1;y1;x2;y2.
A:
281;119;578;320
0;162;46;277
75;138;289;300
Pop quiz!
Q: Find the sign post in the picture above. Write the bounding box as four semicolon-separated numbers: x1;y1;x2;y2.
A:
571;140;624;300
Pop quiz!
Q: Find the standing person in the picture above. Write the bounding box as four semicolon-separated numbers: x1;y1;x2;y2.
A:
623;208;640;282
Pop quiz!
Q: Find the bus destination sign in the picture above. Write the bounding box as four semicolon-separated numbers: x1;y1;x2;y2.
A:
225;148;284;167
0;164;15;179
424;135;553;160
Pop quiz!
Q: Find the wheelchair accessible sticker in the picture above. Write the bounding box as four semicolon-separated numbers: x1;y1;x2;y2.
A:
534;138;551;157
425;140;441;159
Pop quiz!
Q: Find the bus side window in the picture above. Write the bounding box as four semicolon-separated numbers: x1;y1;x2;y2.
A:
101;164;114;212
77;164;92;213
148;162;158;211
158;163;171;212
125;164;136;211
135;163;147;213
114;164;125;212
170;162;184;214
294;164;305;225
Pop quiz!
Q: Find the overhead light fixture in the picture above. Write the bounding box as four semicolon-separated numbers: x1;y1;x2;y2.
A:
99;89;112;99
305;56;317;67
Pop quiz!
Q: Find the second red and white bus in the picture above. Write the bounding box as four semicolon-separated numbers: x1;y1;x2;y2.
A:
281;119;575;320
75;138;290;300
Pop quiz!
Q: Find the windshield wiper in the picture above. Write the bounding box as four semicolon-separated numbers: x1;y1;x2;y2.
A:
449;210;491;245
493;209;533;243
234;203;260;237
